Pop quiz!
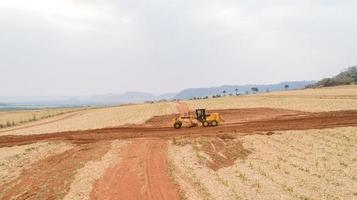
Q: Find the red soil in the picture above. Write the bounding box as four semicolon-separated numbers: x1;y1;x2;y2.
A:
90;139;179;200
0;141;111;200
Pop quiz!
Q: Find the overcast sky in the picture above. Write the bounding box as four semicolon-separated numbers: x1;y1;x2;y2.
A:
1;0;356;96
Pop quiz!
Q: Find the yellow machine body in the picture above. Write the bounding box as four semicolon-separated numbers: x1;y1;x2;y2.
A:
173;109;224;129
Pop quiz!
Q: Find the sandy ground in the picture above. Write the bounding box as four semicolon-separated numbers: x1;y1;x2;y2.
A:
0;141;73;185
185;85;357;112
168;127;357;200
64;140;129;200
0;102;176;136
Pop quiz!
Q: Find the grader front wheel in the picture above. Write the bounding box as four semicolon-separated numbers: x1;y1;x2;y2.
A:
202;121;210;127
174;122;182;129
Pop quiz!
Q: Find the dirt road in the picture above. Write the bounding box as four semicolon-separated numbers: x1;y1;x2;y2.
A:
90;139;179;200
1;108;357;148
88;102;188;199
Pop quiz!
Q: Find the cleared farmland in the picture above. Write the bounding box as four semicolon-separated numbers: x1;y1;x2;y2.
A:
168;127;357;200
185;85;357;112
2;85;357;137
0;108;82;129
0;141;74;185
0;102;176;136
0;86;357;200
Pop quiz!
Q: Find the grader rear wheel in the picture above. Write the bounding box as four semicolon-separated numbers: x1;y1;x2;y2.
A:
211;120;218;126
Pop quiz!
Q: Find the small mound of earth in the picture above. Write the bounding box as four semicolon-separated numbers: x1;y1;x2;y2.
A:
143;114;178;127
210;108;307;124
173;135;251;170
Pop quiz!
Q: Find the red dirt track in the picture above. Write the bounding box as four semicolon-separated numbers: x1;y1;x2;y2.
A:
1;108;357;148
90;139;179;200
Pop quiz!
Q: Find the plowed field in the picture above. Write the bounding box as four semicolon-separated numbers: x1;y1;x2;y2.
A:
1;101;356;200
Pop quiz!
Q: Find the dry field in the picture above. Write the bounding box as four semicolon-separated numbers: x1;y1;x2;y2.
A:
0;108;82;129
0;86;356;200
185;85;357;112
0;141;74;186
0;102;176;136
168;127;357;200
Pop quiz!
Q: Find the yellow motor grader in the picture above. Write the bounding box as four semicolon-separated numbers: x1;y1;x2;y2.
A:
173;109;224;129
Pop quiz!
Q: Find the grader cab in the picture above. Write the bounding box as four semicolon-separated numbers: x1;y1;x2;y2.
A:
173;109;224;129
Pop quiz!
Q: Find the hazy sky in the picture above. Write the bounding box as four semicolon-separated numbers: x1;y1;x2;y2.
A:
1;0;356;96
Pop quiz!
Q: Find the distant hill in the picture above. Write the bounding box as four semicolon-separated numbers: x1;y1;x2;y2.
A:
0;92;177;108
0;81;315;107
309;66;357;88
173;81;315;99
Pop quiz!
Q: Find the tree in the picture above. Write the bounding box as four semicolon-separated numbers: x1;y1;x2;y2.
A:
251;87;259;93
312;66;357;87
213;94;221;98
319;78;337;87
284;84;289;90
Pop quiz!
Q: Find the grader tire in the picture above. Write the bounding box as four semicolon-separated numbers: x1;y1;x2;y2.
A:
211;120;218;126
203;121;209;127
174;122;182;129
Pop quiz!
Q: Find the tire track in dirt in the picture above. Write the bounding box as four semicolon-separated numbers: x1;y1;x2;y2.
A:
0;141;111;200
90;139;179;200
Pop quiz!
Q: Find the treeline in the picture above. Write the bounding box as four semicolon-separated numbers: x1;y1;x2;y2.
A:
187;86;291;100
308;66;357;88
